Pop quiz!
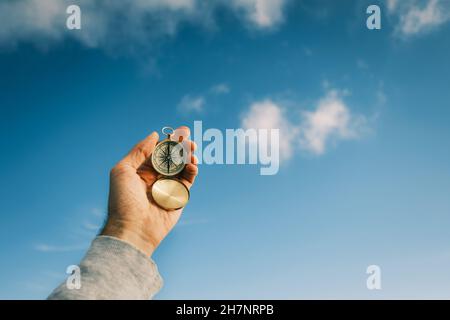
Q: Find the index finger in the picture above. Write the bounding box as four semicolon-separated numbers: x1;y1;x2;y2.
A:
171;126;190;142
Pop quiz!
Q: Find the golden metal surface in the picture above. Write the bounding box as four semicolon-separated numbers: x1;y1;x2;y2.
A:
151;178;190;210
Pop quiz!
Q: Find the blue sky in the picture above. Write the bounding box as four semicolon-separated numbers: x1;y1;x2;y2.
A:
1;0;450;299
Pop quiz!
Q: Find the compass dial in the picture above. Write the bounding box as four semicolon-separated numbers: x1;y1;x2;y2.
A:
151;140;186;176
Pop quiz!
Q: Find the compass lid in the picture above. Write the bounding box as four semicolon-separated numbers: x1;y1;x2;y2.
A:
151;178;190;210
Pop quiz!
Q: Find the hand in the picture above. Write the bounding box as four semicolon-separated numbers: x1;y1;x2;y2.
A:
101;126;198;256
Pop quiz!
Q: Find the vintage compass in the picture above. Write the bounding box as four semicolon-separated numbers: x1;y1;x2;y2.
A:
150;127;190;211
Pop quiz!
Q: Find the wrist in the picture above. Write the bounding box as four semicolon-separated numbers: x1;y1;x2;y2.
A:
100;219;156;257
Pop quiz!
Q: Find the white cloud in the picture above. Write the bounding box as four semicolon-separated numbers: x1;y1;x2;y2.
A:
386;0;399;12
177;94;205;113
0;0;288;50
90;207;104;217
179;82;229;114
240;91;369;163
0;0;66;47
388;0;450;36
33;206;104;253
299;90;367;155
83;221;101;231
241;99;296;161
376;89;387;106
356;58;369;70
210;83;230;94
231;0;287;29
34;243;87;253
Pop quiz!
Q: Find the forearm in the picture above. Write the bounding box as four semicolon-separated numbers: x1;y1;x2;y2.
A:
48;236;163;300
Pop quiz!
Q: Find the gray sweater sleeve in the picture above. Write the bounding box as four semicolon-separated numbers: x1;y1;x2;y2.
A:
47;236;163;300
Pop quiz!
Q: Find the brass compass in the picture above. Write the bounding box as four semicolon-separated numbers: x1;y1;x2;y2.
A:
150;127;190;211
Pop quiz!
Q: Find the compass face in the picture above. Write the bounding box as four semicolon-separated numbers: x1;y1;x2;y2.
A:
151;140;186;176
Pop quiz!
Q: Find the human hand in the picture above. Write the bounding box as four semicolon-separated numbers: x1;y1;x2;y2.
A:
101;126;198;256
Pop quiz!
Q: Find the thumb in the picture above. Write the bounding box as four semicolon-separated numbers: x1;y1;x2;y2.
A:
123;132;159;169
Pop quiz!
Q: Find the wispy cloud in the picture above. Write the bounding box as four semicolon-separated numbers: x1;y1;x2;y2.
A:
388;0;450;37
240;89;371;162
33;243;87;253
356;59;369;70
387;0;399;12
178;83;230;114
82;221;102;231
210;83;230;95
376;82;387;107
33;206;104;253
298;90;368;155
177;95;205;114
90;207;104;218
241;99;297;161
0;0;288;51
231;0;288;29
